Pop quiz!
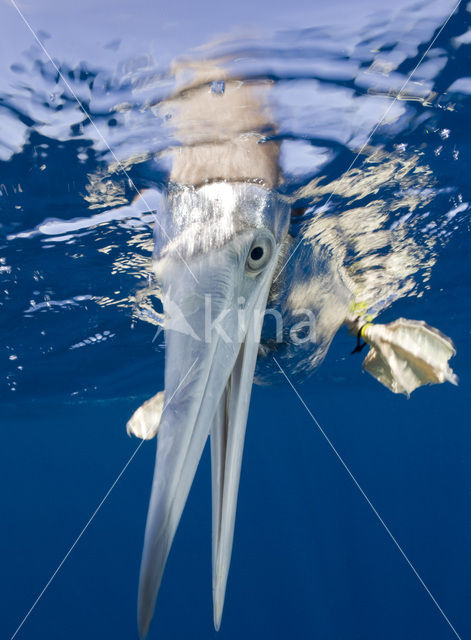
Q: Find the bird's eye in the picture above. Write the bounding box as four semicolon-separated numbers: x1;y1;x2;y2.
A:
246;234;274;273
250;246;264;261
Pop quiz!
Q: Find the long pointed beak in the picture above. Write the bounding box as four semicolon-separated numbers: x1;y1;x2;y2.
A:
210;310;263;630
137;231;279;637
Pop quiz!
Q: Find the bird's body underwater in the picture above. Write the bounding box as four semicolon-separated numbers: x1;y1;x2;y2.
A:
127;63;458;637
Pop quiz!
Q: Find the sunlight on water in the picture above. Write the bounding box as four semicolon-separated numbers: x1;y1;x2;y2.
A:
1;0;469;399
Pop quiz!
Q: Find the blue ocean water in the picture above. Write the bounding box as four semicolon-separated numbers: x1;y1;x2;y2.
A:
1;0;470;639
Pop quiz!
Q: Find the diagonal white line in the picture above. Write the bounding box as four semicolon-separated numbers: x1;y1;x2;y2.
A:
273;356;463;640
9;0;198;283
9;357;199;640
274;0;461;282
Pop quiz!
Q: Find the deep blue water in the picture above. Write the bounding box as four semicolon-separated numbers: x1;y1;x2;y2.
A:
1;0;471;639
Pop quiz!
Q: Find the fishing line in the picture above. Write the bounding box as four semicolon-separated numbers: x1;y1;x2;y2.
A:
9;358;198;640
274;0;461;283
274;356;463;640
9;0;198;283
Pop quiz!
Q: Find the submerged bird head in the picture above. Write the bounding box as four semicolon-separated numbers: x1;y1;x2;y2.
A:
138;184;290;635
155;180;290;350
137;71;291;636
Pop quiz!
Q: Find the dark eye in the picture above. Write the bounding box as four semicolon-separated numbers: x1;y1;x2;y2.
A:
246;234;274;273
250;246;264;261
